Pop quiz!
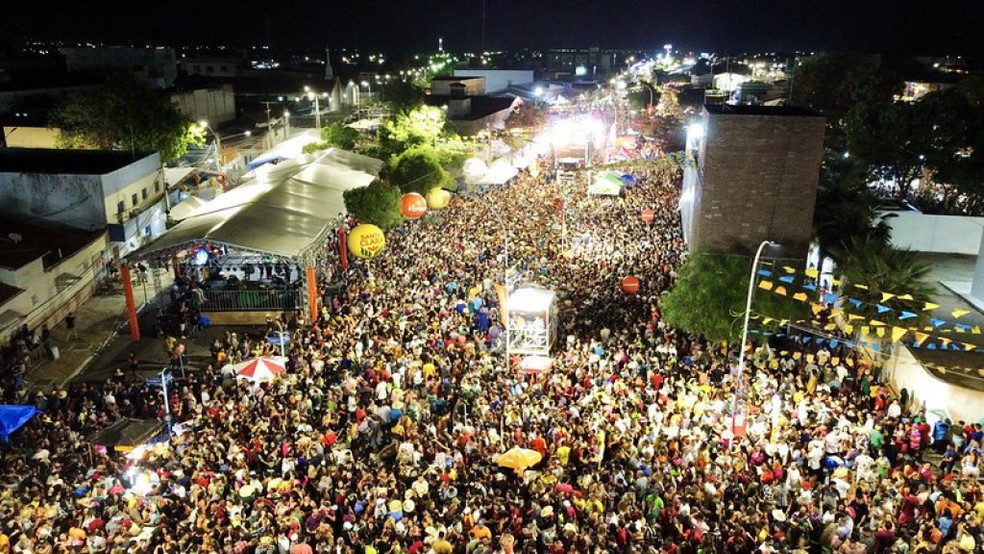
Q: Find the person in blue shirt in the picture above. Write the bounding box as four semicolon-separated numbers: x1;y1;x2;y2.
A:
933;418;951;454
938;508;955;541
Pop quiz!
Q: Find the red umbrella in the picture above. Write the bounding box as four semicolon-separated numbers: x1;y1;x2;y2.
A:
234;356;286;382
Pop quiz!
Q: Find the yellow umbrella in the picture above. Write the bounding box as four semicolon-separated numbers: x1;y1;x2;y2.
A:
496;447;542;471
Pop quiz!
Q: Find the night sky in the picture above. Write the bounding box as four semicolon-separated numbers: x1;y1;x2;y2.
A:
4;0;982;57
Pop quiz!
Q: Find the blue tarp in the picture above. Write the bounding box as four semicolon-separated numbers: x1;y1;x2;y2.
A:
246;156;288;171
0;405;40;441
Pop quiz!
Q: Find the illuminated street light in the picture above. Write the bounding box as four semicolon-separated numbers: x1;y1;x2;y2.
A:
198;120;221;169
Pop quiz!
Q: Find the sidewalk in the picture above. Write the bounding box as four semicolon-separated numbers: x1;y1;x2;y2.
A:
25;268;176;391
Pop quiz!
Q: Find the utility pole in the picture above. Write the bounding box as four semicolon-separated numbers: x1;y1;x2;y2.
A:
261;102;276;149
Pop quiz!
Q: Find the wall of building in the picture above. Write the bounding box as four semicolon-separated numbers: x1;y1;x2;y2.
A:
431;78;486;96
2;126;59;148
685;110;825;257
453;70;534;94
886;212;984;255
0;172;105;230
100;153;163;223
171;85;236;125
884;344;984;423
0;232;107;343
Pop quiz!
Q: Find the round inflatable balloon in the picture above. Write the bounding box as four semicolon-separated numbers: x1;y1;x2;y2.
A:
621;276;640;294
400;192;427;219
641;209;655;223
462;158;488;185
426;188;451;210
347;224;386;259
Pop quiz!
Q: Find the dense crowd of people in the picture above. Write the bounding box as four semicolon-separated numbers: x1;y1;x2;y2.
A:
1;139;983;554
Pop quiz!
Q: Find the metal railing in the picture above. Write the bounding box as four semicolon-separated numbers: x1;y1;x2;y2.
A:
201;288;302;312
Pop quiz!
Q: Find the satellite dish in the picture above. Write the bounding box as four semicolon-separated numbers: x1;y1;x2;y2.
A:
8;233;22;244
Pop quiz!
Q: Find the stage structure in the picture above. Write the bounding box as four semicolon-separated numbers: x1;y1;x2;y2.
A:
505;287;557;356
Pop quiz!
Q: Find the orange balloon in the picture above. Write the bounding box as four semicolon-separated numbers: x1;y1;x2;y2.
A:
621;276;640;294
400;192;427;219
641;209;655;223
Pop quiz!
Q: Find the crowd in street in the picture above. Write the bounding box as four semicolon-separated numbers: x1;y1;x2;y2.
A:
1;142;984;554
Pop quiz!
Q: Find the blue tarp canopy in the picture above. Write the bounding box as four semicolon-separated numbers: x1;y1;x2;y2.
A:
0;405;39;441
247;156;289;171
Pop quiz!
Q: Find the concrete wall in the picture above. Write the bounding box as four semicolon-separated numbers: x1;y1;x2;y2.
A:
171;85;236;125
884;345;984;423
431;78;486;96
3;126;59;148
454;70;534;94
886;211;984;255
0;172;105;230
685;109;825;257
0;232;108;343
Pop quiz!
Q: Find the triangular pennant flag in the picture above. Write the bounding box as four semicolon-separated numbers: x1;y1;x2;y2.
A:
811;303;823;315
861;326;870;336
964;343;977;352
758;280;774;291
942;329;953;334
831;357;840;366
854;283;869;290
757;268;773;277
779;275;795;283
869;320;886;327
848;298;863;308
844;325;853;334
974;326;982;335
793;352;801;360
846;358;855;367
956;326;966;334
775;286;788;296
891;327;908;343
927;343;937;350
931;318;946;328
924;302;940;311
830;339;839;348
876;304;891;314
899;311;917;320
806;354;815;363
897;294;913;300
831;279;841;287
793;292;808;302
940;337;952;346
762;317;774;325
783;266;796;274
872;342;881;351
881;292;896;303
876;327;886;337
803;283;817;292
825;293;838;305
845;341;854;348
952;309;970;319
848;313;865;321
779;319;788;326
825;323;837;331
805;268;819;279
914;331;930;344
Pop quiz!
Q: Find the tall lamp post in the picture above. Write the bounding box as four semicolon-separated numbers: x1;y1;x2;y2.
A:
303;86;328;131
732;240;779;436
199;120;221;170
360;81;372;107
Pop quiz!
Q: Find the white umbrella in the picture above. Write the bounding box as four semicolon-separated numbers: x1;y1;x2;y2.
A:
233;356;286;382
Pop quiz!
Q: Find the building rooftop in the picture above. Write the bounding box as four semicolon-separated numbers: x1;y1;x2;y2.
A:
0;148;156;175
0;219;104;271
430;76;484;81
424;95;518;121
705;104;822;117
0;283;25;306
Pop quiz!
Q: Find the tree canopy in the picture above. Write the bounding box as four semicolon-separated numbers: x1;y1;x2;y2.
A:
302;122;361;154
374;105;448;160
51;73;203;162
342;179;404;231
389;145;456;195
660;252;810;342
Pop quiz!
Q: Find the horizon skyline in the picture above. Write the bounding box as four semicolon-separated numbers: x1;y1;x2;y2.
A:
3;0;981;59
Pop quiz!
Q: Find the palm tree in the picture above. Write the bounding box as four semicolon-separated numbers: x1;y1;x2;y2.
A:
813;151;887;268
831;235;935;331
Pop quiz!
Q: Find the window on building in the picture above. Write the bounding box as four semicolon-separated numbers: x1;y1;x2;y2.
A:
142;188;148;200
131;193;139;207
206;65;214;72
117;201;125;214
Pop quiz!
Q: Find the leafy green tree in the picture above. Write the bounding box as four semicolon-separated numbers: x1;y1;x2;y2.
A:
660;252;810;342
302;122;361;153
830;236;934;331
342;179;403;231
380;80;426;115
51;73;203;162
390;145;455;195
376;105;448;159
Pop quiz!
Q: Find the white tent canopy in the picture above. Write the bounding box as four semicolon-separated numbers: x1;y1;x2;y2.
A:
130;149;383;260
168;195;208;221
476;161;519;187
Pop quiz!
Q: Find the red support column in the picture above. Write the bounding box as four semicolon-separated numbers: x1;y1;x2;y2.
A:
120;264;141;341
306;266;318;325
338;227;348;271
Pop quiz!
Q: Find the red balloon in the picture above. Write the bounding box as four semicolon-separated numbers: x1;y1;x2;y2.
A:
400;193;427;219
641;209;655;223
621;276;640;294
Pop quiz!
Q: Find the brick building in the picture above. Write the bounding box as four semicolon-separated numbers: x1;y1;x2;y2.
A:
679;104;825;259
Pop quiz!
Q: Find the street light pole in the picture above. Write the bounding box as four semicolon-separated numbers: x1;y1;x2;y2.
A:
199;121;221;170
731;240;779;436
